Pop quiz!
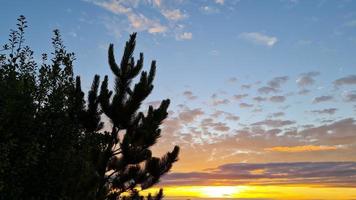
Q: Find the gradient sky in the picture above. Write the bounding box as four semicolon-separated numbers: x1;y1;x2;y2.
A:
1;0;356;199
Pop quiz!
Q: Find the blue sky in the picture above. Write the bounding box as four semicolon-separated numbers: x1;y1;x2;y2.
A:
1;0;356;180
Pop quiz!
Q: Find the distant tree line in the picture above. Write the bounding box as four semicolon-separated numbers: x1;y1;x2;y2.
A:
0;15;179;200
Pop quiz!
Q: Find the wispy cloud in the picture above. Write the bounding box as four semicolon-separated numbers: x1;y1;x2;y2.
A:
85;0;191;39
176;32;193;40
265;145;340;152
239;32;278;47
161;162;356;187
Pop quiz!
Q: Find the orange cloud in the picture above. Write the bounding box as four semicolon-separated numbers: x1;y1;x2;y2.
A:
265;145;339;152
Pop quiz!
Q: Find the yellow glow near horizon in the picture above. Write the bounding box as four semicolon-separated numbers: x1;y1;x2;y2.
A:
143;185;356;200
200;186;246;198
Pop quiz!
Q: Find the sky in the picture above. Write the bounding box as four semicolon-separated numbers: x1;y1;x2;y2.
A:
1;0;356;199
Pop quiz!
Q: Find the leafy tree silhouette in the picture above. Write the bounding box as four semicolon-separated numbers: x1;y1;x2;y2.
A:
0;15;179;200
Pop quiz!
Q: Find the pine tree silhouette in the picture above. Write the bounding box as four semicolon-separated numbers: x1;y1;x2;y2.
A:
0;16;179;200
90;33;180;200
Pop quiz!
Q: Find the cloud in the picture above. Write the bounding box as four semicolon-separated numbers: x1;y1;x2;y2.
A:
183;90;197;100
162;9;187;21
215;0;224;5
264;145;340;153
267;76;289;89
161;162;356;187
252;119;295;128
239;32;278;47
241;84;252;89
176;32;193;40
334;75;356;86
345;19;356;27
233;94;248;100
86;0;192;39
178;108;204;123
269;112;285;118
212;98;230;106
200;6;220;14
269;95;286;103
297;89;310;95
227;77;238;83
253;96;267;102
311;108;337;115
312;95;333;103
239;103;253;108
258;86;278;94
343;91;356;102
296;71;320;87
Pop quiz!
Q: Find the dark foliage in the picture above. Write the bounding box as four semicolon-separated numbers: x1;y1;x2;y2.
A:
0;16;179;200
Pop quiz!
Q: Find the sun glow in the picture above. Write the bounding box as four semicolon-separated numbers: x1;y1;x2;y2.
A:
143;185;356;199
200;186;245;198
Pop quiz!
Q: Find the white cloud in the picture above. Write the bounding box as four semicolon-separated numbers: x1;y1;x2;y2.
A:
215;0;224;5
200;6;219;14
239;32;278;47
176;32;193;40
88;0;168;35
162;9;187;21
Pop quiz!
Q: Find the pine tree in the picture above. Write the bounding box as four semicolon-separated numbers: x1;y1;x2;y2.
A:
90;33;180;200
0;16;179;200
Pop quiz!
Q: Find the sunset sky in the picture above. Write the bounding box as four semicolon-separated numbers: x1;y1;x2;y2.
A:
1;0;356;199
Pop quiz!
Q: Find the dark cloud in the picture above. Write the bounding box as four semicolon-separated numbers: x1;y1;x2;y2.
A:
334;75;356;86
311;108;337;115
161;162;356;187
269;95;286;103
312;95;333;103
296;71;320;87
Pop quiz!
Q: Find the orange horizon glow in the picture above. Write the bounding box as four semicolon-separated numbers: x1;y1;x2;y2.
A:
143;185;356;200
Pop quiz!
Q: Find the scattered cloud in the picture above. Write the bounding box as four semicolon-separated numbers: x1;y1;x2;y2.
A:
313;95;334;103
296;71;320;87
233;93;248;100
178;107;204;123
212;98;230;106
183;90;197;100
162;9;187;21
311;108;337;115
200;6;220;14
239;32;278;47
269;95;286;103
267;76;289;89
162;162;356;187
258;86;278;94
215;0;225;5
176;32;193;40
239;103;253;108
265;145;340;153
334;75;356;86
252;119;295;128
343;91;356;102
253;96;267;102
